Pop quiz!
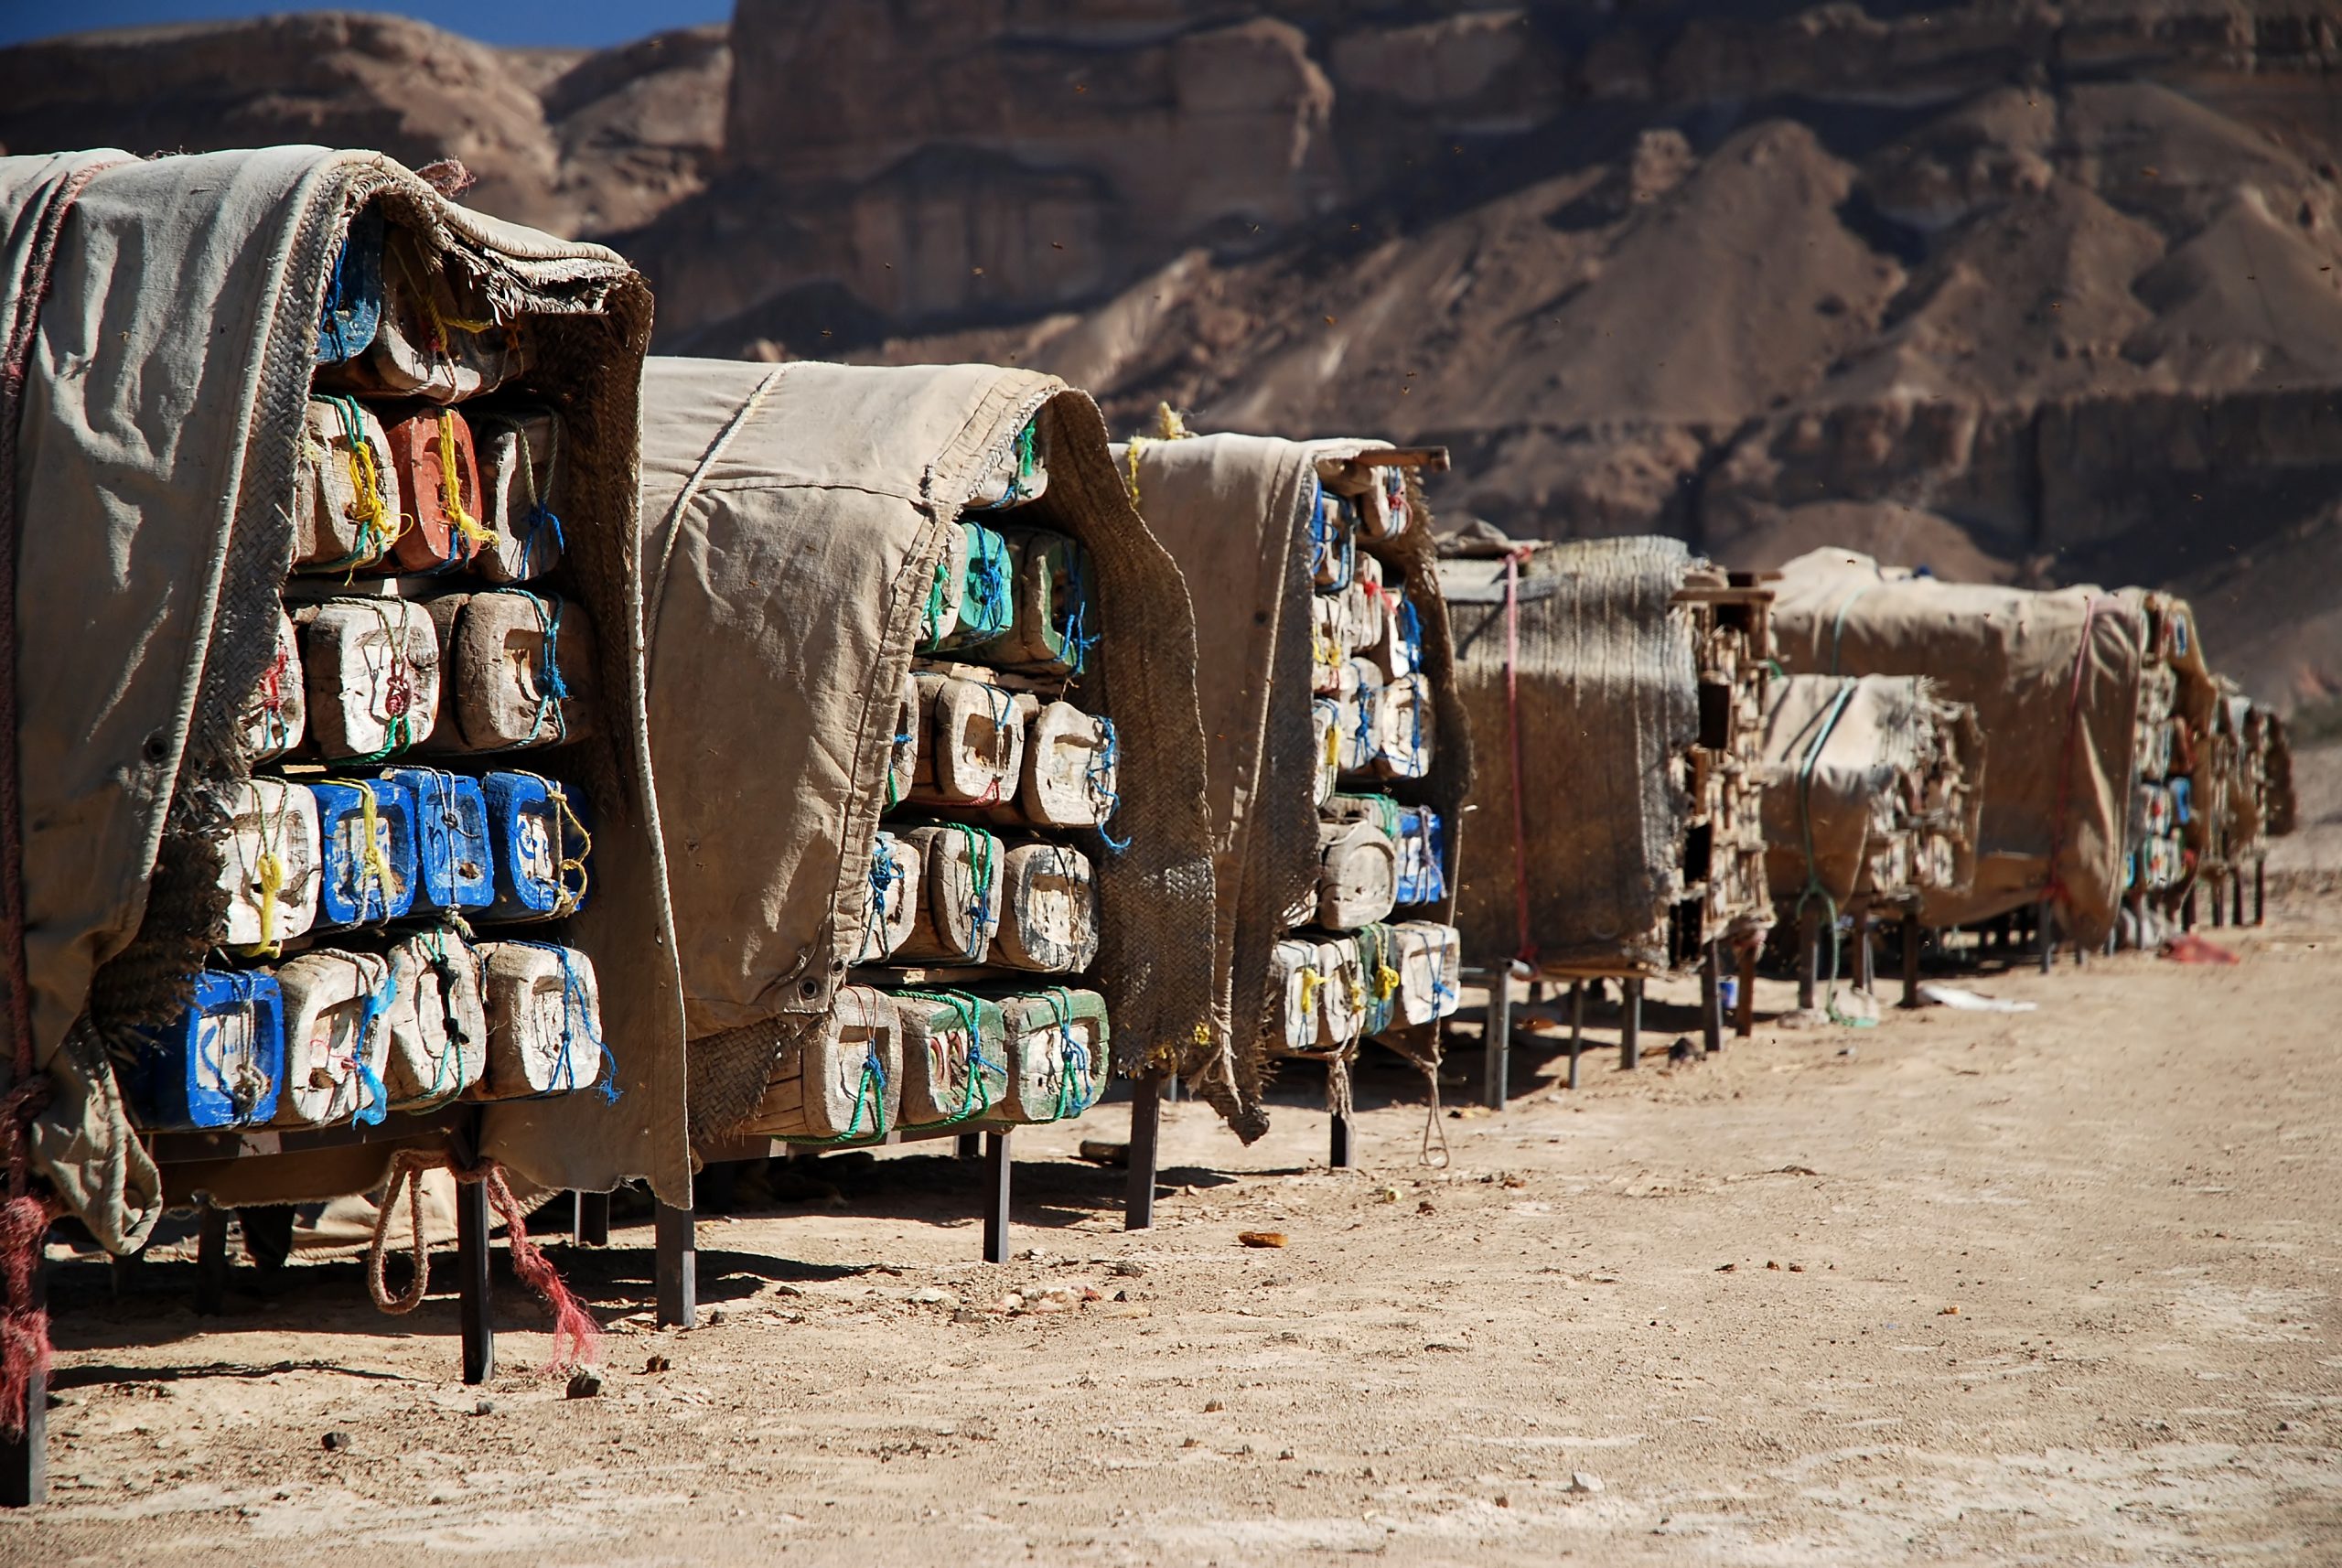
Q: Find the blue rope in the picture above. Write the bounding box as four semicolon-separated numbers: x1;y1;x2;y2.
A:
350;964;399;1127
1088;716;1131;853
515;940;620;1103
865;836;904;955
1058;545;1097;675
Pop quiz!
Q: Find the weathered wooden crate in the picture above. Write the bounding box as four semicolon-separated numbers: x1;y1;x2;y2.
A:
474;940;605;1101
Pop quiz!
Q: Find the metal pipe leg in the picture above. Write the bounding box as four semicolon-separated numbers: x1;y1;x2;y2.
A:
1736;945;1756;1038
1329;1112;1353;1169
1852;908;1874;993
2037;897;2055;974
195;1201;229;1316
1125;1066;1166;1231
1620;979;1641;1070
1797;907;1819;1011
1567;981;1585;1090
655;1202;697;1329
457;1176;494;1386
574;1189;611;1247
983;1131;1012;1264
2232;870;2246;929
2183;888;2197;931
1701;941;1723;1056
1900;912;1922;1009
2255;861;2266;925
1484;969;1510;1110
955;1133;982;1161
0;1228;47;1506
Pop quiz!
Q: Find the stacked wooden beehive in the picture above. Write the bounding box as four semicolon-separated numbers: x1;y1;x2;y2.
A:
2125;596;2206;906
732;424;1117;1145
124;210;613;1133
1671;566;1778;968
1268;456;1462;1070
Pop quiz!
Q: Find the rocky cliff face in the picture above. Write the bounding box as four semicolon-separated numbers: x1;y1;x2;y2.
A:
4;2;2338;711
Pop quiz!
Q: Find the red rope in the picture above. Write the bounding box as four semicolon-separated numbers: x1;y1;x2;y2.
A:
0;157;118;1437
365;1148;600;1371
1503;548;1537;968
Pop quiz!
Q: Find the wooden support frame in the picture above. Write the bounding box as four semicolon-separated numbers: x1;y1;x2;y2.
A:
573;1190;611;1247
1620;979;1642;1070
982;1131;1013;1264
1901;911;1923;1009
1484;969;1511;1110
1567;981;1585;1090
1735;946;1756;1038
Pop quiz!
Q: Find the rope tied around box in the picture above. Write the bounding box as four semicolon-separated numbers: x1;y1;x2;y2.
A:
898;988;1001;1123
1087;715;1130;853
950;825;995;961
863;835;904;957
252;637;296;754
434;409;502;564
416;924;477;1102
798;989;889;1146
321;393;393;570
340;598;422;764
483;411;564;575
349;779;399;923
366;1146;600;1371
243;782;297;958
513;939;619;1104
543;782;592;919
972;422;1042;512
510;589;574;746
1040;987;1094;1120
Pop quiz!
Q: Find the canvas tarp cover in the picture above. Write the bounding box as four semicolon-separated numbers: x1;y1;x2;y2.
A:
637;359;1215;1146
0;147;685;1251
1769;549;2143;944
1114;434;1469;1136
1440;535;1699;977
1756;674;1980;908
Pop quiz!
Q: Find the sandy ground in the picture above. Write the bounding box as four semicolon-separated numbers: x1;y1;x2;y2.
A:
5;894;2340;1567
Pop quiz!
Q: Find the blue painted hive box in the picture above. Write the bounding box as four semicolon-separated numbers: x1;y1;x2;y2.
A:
482;770;592;921
312;778;419;929
381;767;492;915
128;969;285;1131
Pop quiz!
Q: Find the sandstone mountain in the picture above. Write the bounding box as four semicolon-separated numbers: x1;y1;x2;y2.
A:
5;2;2338;714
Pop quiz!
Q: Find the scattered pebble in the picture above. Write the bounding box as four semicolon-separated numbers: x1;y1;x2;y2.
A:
910;1286;962;1309
1204;1400;1225;1412
1568;1471;1603;1495
473;1399;495;1416
566;1368;605;1400
643;1353;672;1373
320;1432;350;1452
1238;1231;1287;1249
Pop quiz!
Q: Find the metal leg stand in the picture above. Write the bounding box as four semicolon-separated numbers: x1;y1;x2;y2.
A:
1701;941;1724;1056
2037;897;2055;974
1735;944;1756;1038
1329;1112;1353;1170
1797;906;1819;1011
1125;1066;1165;1231
2232;871;2246;929
1900;912;1922;1009
1567;981;1584;1090
574;1189;610;1247
1852;908;1874;993
2255;861;2265;926
955;1133;982;1161
0;1227;46;1507
457;1176;494;1386
982;1131;1012;1264
1620;979;1641;1070
2182;888;2197;931
195;1201;229;1316
655;1202;697;1329
1484;968;1510;1109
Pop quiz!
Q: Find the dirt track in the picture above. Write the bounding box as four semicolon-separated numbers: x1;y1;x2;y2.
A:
6;891;2339;1567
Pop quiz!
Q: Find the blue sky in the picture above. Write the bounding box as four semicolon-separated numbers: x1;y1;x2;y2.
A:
0;2;726;48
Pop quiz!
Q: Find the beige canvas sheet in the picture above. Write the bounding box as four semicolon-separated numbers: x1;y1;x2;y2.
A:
1;147;682;1249
638;360;1215;1147
1116;434;1467;1137
1769;549;2143;944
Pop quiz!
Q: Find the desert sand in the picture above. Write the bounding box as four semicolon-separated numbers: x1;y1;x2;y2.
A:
5;888;2337;1566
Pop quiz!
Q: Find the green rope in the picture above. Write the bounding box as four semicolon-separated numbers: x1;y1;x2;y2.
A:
898;987;1001;1124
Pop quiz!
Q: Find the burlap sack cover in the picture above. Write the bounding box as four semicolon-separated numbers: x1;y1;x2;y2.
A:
1757;673;1983;908
1114;435;1468;1137
1769;548;2143;944
637;360;1214;1147
1442;535;1704;976
0;148;684;1250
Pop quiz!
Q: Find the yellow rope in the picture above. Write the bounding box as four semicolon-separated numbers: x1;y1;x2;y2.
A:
1298;966;1322;1017
337;405;388;544
546;781;593;918
435;411;501;556
1374;962;1401;1000
355;782;395;922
